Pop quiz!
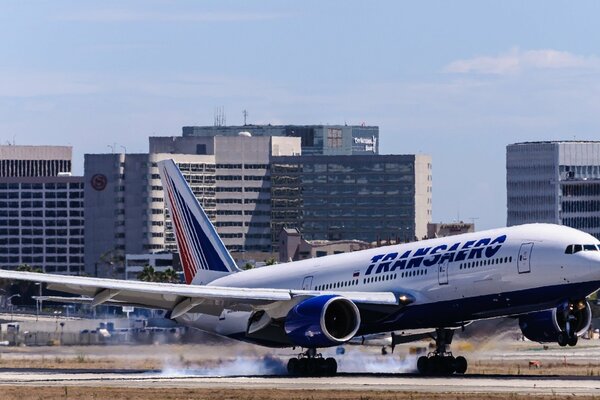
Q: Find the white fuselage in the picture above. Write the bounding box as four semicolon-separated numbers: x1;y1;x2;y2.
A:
176;224;600;342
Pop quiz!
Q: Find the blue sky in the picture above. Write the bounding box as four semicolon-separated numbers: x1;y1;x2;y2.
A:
2;1;600;229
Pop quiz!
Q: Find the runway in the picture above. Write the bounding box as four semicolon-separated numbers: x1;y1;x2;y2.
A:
1;369;600;396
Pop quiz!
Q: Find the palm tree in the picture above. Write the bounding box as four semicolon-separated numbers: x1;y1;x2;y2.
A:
161;268;180;283
138;265;156;282
265;257;277;266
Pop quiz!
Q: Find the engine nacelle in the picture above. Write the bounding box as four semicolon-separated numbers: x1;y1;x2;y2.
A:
284;295;361;348
518;300;592;343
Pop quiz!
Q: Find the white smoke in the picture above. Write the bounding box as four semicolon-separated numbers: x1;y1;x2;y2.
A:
159;346;418;376
333;348;418;374
160;354;287;377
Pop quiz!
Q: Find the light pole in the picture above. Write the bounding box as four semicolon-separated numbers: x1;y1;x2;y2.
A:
7;294;21;322
35;283;42;321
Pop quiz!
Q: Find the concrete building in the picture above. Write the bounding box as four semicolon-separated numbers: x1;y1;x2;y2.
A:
84;152;216;277
0;146;84;274
278;228;371;262
270;154;432;249
150;135;301;253
0;145;71;177
85;135;300;276
427;222;475;239
125;252;180;281
182;124;379;155
507;141;600;239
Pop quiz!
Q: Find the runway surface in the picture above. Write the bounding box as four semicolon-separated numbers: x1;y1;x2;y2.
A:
0;369;599;396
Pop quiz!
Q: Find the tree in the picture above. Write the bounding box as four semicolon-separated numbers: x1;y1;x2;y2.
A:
242;262;254;270
138;265;156;282
265;257;277;266
138;266;180;283
159;268;180;283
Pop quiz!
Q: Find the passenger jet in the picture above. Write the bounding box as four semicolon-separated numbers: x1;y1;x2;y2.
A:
0;159;599;376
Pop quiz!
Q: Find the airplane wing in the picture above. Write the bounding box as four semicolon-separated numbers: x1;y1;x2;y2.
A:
0;269;407;318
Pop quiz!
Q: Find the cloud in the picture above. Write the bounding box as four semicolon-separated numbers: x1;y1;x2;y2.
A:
444;48;600;75
56;10;288;23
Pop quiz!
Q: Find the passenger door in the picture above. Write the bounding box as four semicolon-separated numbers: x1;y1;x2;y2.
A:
438;259;449;285
302;276;313;290
518;243;533;274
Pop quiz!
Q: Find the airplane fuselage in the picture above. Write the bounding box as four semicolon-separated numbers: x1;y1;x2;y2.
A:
176;223;600;345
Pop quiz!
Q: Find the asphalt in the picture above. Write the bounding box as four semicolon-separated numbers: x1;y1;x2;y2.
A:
0;369;599;396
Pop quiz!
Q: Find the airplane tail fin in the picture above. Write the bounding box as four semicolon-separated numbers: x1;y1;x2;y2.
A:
158;159;240;285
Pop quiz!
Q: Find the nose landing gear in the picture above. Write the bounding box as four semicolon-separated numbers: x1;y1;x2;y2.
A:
287;348;338;376
417;328;468;375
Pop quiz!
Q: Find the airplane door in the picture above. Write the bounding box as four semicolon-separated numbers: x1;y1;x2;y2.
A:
518;243;533;274
438;259;449;285
302;276;313;290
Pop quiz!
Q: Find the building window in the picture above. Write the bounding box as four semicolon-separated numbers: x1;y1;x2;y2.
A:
327;128;343;148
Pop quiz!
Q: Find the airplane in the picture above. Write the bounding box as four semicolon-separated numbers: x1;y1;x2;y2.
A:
0;159;599;377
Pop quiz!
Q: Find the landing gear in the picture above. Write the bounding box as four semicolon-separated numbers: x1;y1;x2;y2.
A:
287;348;337;376
417;328;468;375
557;331;578;347
557;302;581;347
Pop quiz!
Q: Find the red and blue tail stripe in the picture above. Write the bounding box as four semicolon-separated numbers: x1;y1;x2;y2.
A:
158;160;238;284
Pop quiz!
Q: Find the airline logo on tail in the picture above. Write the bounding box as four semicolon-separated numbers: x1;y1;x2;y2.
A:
158;160;238;284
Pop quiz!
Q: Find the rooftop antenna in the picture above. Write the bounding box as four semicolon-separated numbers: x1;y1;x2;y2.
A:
243;109;248;126
214;106;226;127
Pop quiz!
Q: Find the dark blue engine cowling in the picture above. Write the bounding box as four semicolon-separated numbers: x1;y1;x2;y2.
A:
518;300;592;342
284;295;361;348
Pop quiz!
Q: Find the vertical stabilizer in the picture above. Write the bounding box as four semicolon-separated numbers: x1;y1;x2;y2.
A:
158;160;240;284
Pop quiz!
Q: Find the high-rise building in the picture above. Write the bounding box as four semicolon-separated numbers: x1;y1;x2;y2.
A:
270;154;432;249
84;135;301;276
507;141;600;239
84;152;216;277
182;124;379;155
0;145;71;177
0;145;84;274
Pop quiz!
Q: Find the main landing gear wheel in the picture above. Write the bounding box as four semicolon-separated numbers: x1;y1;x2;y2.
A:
287;349;337;376
558;331;578;347
417;328;468;376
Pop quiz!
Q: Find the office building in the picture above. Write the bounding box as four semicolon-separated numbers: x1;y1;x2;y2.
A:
0;146;84;274
182;124;379;155
278;227;371;263
270;154;432;249
84;152;216;277
0;145;71;177
85;135;301;276
427;222;475;239
507;141;600;239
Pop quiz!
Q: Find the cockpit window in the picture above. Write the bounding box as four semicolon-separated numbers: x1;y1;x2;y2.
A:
573;244;583;253
565;245;573;254
584;244;598;251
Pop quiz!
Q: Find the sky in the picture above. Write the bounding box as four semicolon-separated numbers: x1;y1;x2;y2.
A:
1;1;600;230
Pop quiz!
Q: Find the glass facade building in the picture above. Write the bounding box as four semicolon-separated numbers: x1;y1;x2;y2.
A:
507;141;600;239
271;155;432;250
182;124;379;156
0;177;84;274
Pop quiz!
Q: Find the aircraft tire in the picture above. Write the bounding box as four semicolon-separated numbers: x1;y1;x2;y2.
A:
557;332;568;347
417;356;429;375
287;358;299;375
324;358;338;375
568;335;578;347
444;355;457;374
454;356;468;374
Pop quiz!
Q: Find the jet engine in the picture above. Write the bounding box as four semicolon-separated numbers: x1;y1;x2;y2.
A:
284;295;361;348
518;300;591;346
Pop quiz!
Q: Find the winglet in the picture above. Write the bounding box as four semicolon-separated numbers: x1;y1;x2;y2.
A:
158;159;240;285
